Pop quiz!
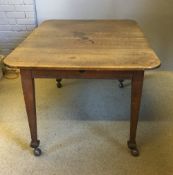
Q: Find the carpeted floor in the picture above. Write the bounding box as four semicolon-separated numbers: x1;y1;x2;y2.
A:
0;71;173;175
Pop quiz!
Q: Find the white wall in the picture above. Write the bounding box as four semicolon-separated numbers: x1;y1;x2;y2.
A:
35;0;173;70
0;0;37;55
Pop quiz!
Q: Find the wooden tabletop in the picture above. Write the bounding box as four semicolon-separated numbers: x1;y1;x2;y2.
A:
4;20;160;71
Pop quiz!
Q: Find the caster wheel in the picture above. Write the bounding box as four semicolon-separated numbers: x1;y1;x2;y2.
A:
57;83;62;88
56;79;62;88
127;140;139;157
118;80;124;88
119;83;124;88
34;148;42;156
130;148;139;157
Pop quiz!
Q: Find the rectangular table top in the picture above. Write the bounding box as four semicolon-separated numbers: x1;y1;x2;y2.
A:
4;20;160;71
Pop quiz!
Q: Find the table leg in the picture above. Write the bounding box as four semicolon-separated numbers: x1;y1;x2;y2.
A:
56;78;62;88
128;71;144;156
20;69;41;156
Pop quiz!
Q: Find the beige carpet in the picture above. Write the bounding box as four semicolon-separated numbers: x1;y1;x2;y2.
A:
0;71;173;175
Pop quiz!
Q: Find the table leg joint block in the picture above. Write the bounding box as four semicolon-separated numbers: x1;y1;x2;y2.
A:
30;140;40;148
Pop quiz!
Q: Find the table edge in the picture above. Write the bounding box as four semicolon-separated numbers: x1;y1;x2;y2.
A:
3;59;161;71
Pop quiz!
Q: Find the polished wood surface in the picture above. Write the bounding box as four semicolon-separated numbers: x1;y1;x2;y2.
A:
4;20;160;70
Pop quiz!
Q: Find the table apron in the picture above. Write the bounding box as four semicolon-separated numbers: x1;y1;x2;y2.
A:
29;69;138;79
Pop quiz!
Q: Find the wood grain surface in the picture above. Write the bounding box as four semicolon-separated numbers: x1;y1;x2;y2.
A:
4;20;160;70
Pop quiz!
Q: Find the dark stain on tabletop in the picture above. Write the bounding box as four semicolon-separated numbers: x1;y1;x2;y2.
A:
69;56;76;59
73;31;95;44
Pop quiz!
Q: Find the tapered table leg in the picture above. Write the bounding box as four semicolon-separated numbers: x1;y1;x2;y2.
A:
128;71;144;156
20;69;41;156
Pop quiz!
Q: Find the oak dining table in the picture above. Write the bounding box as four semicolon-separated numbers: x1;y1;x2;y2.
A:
4;20;160;157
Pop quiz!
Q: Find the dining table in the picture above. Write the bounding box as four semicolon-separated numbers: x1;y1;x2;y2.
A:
4;20;161;157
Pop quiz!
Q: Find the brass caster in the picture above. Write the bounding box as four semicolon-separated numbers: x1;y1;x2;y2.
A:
34;147;42;156
56;79;62;88
118;80;124;88
130;148;139;157
127;140;139;157
57;82;62;88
